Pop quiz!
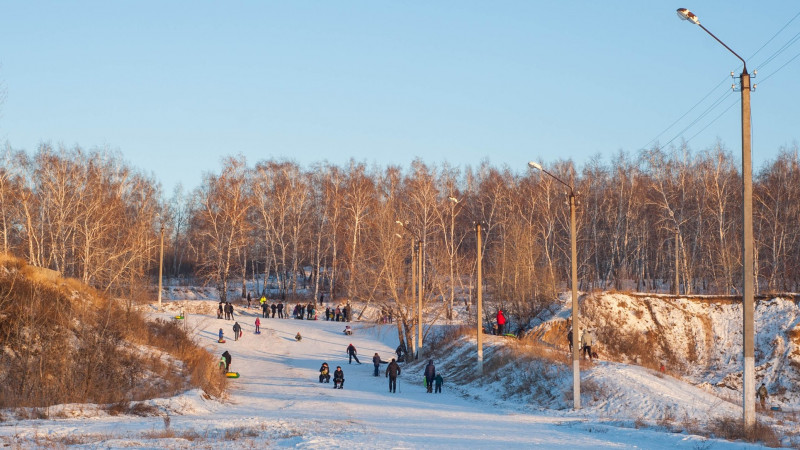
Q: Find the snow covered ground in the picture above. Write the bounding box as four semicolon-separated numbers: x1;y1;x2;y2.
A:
0;296;786;448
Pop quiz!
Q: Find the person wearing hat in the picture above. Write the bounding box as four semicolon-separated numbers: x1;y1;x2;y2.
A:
346;343;360;364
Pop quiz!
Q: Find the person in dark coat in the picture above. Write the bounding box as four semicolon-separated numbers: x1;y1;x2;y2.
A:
261;301;269;318
372;353;384;376
277;302;284;318
385;358;401;393
232;322;242;341
333;366;345;389
221;350;232;371
346;343;360;364
319;362;331;383
424;359;436;393
434;373;443;393
325;307;331;321
271;303;277;318
395;342;407;362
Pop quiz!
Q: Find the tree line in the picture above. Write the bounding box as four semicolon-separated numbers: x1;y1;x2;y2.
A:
2;142;800;340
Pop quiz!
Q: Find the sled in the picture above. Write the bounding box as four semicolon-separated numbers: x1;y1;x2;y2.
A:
503;333;516;338
771;406;782;411
218;339;226;343
174;315;184;320
225;372;240;378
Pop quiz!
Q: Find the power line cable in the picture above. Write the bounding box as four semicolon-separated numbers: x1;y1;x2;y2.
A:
640;9;800;151
685;97;739;145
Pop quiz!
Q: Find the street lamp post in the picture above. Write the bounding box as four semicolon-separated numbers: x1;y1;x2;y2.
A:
449;196;484;375
528;161;580;409
677;7;755;430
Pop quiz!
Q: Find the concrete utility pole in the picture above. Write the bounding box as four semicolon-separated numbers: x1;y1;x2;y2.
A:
158;223;164;311
677;7;756;430
528;161;580;409
449;196;485;375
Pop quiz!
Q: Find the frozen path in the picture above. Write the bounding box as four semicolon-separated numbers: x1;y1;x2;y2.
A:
185;305;760;448
0;302;767;448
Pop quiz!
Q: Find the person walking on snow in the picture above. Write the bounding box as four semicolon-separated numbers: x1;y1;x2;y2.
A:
233;322;242;341
424;359;436;393
434;373;443;393
254;317;261;334
333;366;345;389
496;309;507;335
757;383;769;410
385;358;401;393
372;353;384;376
347;343;361;364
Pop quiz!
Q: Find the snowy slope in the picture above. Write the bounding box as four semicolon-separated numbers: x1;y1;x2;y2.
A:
0;297;782;448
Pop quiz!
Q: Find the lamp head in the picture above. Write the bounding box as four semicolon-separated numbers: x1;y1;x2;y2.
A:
676;8;700;25
528;161;542;171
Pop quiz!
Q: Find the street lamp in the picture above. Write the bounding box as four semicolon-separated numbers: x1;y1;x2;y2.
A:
396;220;423;359
449;196;484;375
676;7;755;430
528;161;581;410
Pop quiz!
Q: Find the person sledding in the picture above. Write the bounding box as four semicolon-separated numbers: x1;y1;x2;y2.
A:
319;362;331;383
218;328;225;343
343;325;352;335
295;332;302;341
333;366;345;389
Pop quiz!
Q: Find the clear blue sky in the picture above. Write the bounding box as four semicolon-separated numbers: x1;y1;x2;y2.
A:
2;1;799;195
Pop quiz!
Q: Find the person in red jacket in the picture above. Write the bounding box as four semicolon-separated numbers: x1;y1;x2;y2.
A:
497;309;507;335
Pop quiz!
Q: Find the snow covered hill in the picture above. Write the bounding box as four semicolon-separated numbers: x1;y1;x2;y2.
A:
0;295;794;448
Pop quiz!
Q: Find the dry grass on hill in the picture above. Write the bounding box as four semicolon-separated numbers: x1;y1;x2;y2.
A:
0;254;226;412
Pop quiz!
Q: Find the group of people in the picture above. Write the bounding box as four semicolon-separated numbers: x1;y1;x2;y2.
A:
324;304;351;322
378;306;394;324
260;300;284;319
318;362;345;388
292;302;316;320
567;327;598;360
320;346;437;395
218;301;236;320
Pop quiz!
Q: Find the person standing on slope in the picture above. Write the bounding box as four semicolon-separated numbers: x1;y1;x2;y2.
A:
254;317;261;334
496;309;507;335
385;358;401;393
347;343;361;364
757;383;769;410
372;353;384;376
582;329;595;361
424;359;436;393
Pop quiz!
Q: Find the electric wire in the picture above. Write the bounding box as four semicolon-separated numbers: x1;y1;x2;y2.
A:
641;9;800;152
